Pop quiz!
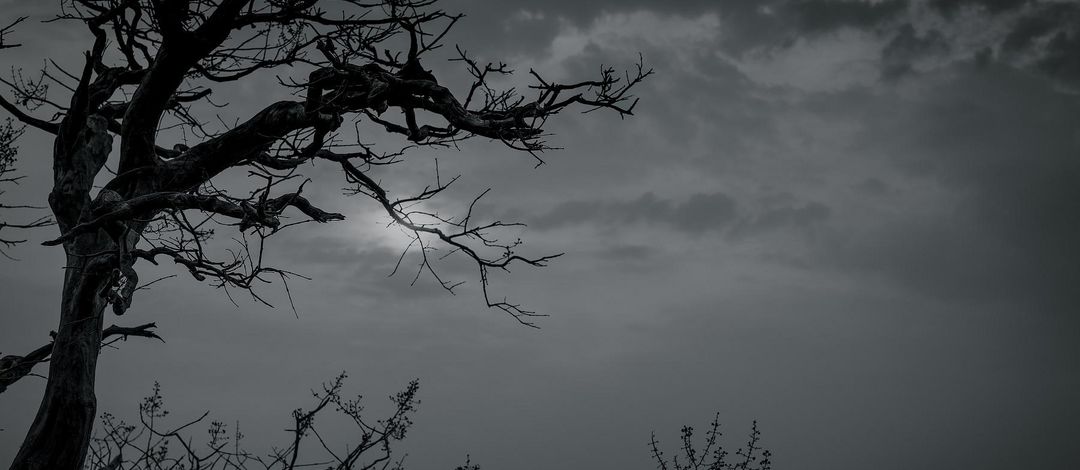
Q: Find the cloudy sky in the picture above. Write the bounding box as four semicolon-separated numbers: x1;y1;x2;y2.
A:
2;0;1079;468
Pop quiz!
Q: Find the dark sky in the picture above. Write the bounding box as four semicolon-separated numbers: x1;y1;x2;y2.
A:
2;0;1080;469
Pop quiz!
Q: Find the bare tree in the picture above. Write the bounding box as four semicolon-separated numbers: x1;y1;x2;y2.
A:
0;1;650;468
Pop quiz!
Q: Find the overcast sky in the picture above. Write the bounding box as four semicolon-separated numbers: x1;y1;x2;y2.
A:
2;0;1079;469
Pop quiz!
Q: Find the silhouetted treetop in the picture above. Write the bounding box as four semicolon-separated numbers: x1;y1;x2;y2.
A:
0;1;649;468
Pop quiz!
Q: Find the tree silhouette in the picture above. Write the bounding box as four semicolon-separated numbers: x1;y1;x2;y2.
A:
0;1;649;468
80;379;769;470
649;414;772;470
83;374;424;470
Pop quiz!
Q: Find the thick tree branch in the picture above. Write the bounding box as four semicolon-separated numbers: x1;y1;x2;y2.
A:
0;323;162;394
0;96;60;135
118;0;252;174
44;189;343;246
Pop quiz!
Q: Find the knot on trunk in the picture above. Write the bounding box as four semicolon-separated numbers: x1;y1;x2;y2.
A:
91;189;127;217
307;64;391;115
108;261;139;315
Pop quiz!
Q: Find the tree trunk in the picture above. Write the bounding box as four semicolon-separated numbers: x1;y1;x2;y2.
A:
10;236;113;470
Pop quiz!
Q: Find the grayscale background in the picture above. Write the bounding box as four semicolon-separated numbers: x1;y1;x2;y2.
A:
1;1;1078;469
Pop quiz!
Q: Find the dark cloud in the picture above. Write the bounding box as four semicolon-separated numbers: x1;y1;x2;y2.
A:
929;0;1032;17
729;201;831;240
445;0;1079;92
530;192;736;234
1001;4;1071;52
992;3;1080;83
674;192;741;233
1037;30;1080;83
709;0;909;55
881;24;949;80
450;0;907;34
447;0;718;25
788;0;908;34
589;244;668;273
921;2;1080;85
442;0;912;60
439;0;721;56
529;191;831;241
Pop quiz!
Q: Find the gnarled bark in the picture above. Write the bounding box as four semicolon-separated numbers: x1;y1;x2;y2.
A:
12;238;112;469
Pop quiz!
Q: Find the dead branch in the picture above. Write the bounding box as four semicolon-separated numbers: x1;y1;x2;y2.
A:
0;323;161;394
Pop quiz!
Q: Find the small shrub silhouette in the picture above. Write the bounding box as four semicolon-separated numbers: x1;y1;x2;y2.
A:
649;413;772;470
